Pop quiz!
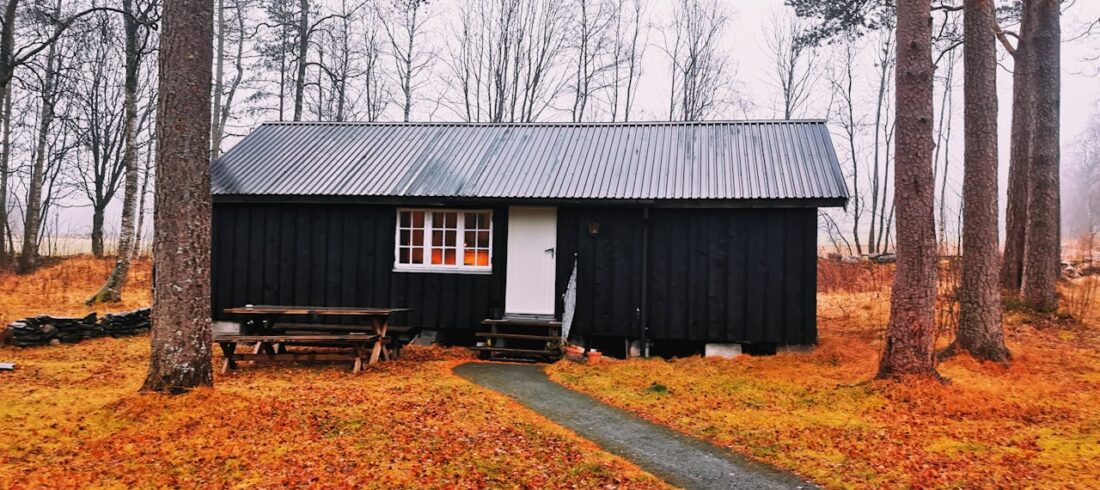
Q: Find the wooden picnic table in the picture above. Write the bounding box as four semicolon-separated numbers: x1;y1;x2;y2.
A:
218;305;410;373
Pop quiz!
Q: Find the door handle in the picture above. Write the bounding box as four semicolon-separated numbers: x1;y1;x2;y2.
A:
545;247;555;258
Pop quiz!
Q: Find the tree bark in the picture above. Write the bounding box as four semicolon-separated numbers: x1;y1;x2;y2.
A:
17;9;63;274
0;83;10;263
88;0;144;304
1020;0;1060;312
878;0;940;379
90;205;106;257
132;141;152;259
140;0;214;394
210;0;225;157
293;0;308;122
1001;1;1036;292
953;0;1009;363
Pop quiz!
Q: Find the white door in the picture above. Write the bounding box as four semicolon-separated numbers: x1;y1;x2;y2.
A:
505;207;557;316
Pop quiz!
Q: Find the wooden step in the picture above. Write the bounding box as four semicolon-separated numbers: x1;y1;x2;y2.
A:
482;318;562;328
475;332;561;341
472;346;562;356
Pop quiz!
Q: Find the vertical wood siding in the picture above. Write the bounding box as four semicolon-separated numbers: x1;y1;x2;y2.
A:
211;203;508;329
556;207;817;345
212;202;817;344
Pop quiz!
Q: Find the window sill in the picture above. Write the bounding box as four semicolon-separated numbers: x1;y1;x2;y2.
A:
393;266;493;275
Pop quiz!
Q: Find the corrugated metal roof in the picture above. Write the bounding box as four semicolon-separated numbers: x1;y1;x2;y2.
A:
211;121;849;204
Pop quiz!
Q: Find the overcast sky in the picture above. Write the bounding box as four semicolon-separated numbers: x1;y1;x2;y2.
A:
44;0;1100;252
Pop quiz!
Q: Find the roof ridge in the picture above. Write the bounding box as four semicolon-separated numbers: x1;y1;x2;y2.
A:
257;119;829;128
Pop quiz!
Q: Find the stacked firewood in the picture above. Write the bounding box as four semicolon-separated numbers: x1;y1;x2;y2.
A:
4;309;151;347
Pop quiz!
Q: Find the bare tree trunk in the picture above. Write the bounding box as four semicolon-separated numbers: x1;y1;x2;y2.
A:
89;0;146;304
838;42;863;256
0;83;10;264
133;139;153;258
382;0;428;122
1001;3;1035;292
933;49;957;253
1021;0;1061;312
141;0;215;394
210;0;245;157
210;0;226;157
951;0;1009;363
621;0;644;121
293;0;308;121
91;205;106;257
867;32;894;256
17;6;64;274
0;1;19;97
878;0;940;379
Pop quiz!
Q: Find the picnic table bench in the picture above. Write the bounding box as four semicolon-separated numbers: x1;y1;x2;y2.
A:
218;306;411;373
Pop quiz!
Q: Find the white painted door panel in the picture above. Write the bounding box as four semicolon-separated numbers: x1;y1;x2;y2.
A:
505;207;557;316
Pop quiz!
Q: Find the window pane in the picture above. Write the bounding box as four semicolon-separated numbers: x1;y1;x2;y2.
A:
464;250;489;266
396;209;492;270
464;230;490;248
433;212;456;229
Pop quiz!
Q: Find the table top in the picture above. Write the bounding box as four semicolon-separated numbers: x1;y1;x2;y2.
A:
223;305;411;316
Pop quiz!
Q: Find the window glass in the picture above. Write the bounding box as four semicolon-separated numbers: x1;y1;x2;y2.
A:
396;209;492;271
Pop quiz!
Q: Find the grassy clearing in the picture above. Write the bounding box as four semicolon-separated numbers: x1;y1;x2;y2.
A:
0;258;665;489
549;263;1100;489
0;256;153;327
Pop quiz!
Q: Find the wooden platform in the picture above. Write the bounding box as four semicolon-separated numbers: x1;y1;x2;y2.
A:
477;318;563;362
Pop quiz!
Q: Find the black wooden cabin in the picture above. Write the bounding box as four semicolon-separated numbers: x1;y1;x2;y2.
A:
211;121;848;355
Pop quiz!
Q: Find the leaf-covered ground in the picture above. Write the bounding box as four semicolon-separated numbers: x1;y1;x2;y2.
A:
7;257;1099;488
0;257;665;489
548;269;1100;489
0;256;153;327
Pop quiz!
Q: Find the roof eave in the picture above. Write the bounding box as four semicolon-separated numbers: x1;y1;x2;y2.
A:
212;194;848;209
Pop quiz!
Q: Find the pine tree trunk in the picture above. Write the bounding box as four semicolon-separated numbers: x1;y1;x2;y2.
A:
88;0;143;304
1021;0;1060;312
877;0;940;379
954;0;1009;363
140;0;215;394
1001;2;1035;292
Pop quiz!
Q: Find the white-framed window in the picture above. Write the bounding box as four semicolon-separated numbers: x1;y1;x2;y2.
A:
395;208;493;273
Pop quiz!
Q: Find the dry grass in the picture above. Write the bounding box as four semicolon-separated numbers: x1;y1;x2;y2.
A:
0;255;152;326
549;265;1100;489
6;257;1099;488
0;342;664;489
0;258;664;489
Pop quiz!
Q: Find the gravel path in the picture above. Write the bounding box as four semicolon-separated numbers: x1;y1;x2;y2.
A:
454;362;815;490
